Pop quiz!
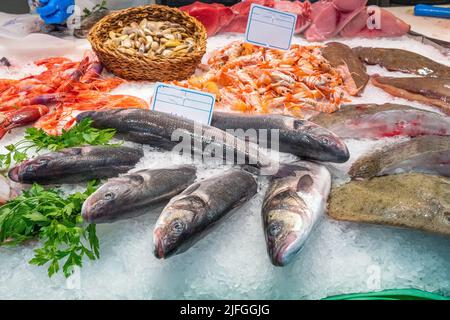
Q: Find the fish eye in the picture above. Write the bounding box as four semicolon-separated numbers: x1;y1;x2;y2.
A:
104;192;114;200
171;220;184;235
320;136;331;146
268;222;282;237
38;158;48;165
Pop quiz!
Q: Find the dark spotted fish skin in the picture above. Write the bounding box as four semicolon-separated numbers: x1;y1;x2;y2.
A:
77;109;272;168
349;136;450;179
322;42;369;96
262;161;331;266
353;47;450;78
153;169;257;259
8;146;143;185
310;103;450;139
82;165;197;223
211;112;349;163
371;76;450;114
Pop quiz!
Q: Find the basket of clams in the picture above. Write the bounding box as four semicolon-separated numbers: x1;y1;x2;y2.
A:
88;5;207;81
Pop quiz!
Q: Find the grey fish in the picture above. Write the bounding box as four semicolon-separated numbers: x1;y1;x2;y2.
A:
211;112;349;163
328;173;450;237
8;146;143;185
353;47;450;78
262;161;331;266
322;42;369;96
153;169;257;259
371;75;450;115
77;109;272;168
349;136;450;179
82;165;197;223
310;103;450;139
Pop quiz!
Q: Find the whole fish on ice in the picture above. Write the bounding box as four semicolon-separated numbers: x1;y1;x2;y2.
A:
322;42;369;96
77;109;272;169
371;75;450;115
153;169;257;259
8;146;143;185
82;165;197;223
262;161;331;266
353;47;450;78
349;136;450;179
211;112;349;163
328;173;450;237
309;103;450;139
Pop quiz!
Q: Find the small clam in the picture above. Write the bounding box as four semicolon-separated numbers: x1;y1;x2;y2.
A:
151;41;159;51
122;38;132;48
173;44;188;52
130;22;139;29
163;33;175;40
165;39;181;48
109;31;116;39
160;38;168;44
140;18;148;28
145;35;153;43
162;49;173;58
139;43;146;54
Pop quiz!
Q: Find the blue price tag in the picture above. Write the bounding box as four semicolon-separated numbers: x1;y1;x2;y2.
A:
151;83;216;125
245;4;297;51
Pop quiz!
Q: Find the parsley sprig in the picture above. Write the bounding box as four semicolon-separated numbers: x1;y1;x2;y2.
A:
0;118;118;170
0;181;100;278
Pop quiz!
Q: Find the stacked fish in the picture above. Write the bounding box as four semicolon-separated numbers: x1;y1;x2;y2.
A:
2;43;450;268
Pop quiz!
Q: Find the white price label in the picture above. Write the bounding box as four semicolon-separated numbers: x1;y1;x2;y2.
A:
151;83;215;125
245;4;297;51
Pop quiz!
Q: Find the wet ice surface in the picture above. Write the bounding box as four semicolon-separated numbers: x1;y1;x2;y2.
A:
1;35;450;299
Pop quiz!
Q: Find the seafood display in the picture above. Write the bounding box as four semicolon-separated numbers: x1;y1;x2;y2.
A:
76;109;273;168
0;54;148;137
180;0;410;41
262;161;331;266
349;136;450;179
322;42;369;96
8;146;143;185
176;41;350;116
328;173;450;237
353;47;450;78
105;19;196;58
153;169;257;259
371;76;450;114
309;103;450;139
82;166;197;223
211;112;349;163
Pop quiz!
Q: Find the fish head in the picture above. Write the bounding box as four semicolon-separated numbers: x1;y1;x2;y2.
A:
8;153;58;183
153;192;202;259
265;205;311;267
293;120;350;163
81;175;144;223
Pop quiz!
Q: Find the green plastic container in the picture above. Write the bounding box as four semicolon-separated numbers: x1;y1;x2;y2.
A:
323;289;450;300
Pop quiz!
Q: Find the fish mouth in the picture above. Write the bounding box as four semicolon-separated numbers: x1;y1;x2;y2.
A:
8;166;20;182
153;228;166;259
272;233;300;267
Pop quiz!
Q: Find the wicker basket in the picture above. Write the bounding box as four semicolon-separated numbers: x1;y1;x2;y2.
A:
88;5;207;81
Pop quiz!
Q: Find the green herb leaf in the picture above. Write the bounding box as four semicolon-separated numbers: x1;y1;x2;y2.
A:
0;181;100;278
0;118;117;170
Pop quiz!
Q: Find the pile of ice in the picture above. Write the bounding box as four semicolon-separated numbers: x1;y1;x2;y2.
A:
0;34;449;299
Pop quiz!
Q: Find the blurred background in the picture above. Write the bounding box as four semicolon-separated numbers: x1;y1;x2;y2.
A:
0;0;449;14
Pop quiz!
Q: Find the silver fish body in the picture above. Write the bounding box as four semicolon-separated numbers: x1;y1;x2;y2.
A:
310;103;450;139
211;112;349;163
8;146;143;185
76;109;272;168
82;165;197;223
153;168;258;259
262;161;331;266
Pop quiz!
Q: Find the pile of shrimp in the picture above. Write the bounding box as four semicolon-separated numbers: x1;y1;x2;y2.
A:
0;52;148;138
174;41;349;117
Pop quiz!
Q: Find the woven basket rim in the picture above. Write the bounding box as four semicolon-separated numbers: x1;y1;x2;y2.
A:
88;4;207;65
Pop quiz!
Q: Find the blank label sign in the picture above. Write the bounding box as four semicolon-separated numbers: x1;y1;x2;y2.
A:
151;83;215;125
245;4;297;51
